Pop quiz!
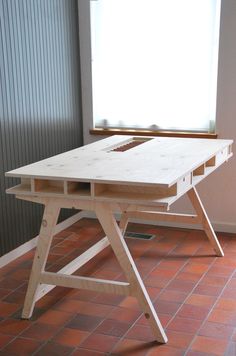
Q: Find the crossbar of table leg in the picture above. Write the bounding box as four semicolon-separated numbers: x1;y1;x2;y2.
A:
125;211;200;224
35;236;110;302
40;272;131;295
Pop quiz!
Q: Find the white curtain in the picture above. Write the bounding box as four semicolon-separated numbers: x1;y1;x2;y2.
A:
90;0;221;132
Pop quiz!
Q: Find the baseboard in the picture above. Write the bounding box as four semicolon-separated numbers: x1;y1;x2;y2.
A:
212;221;236;234
0;211;86;268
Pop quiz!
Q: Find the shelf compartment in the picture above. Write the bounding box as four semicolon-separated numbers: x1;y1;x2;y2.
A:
192;164;206;186
6;178;32;195
6;178;31;194
33;179;64;194
67;181;91;196
93;183;177;201
193;164;205;176
205;156;216;167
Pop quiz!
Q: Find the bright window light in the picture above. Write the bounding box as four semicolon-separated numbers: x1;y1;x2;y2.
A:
90;0;221;132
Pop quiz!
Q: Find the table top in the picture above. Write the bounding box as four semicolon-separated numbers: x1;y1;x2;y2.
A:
6;135;233;186
6;135;233;208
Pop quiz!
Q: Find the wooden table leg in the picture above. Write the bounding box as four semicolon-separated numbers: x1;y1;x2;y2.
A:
119;211;129;235
22;200;60;318
187;187;224;257
96;202;168;343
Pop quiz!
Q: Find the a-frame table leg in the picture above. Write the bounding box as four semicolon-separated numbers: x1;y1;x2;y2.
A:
187;187;224;257
22;199;60;318
96;202;167;343
119;212;129;235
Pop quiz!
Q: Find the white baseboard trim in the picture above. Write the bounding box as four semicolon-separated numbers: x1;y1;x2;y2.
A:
0;211;86;269
211;221;236;234
1;210;235;269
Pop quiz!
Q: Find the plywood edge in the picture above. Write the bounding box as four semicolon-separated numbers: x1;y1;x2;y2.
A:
5;171;170;188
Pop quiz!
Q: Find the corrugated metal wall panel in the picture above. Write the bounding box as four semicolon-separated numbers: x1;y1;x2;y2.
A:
0;0;83;256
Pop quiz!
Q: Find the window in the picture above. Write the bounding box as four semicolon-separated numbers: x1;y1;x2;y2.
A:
78;0;221;134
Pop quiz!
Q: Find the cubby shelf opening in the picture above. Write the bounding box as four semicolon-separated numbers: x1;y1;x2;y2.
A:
34;179;64;194
67;181;91;196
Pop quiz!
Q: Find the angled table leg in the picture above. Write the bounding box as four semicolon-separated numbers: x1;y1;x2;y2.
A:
187;187;224;257
22;199;60;318
96;202;167;343
119;212;129;235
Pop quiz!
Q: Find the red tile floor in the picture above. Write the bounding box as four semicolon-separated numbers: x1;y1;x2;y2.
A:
0;218;236;355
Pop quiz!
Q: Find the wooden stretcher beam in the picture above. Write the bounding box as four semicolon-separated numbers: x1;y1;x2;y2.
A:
35;236;110;301
16;195;96;211
40;272;131;295
124;211;200;224
16;194;169;212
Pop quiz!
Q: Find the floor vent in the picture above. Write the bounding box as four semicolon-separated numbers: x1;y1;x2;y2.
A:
125;231;155;240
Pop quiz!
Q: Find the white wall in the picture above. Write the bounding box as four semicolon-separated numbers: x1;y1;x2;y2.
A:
169;0;236;232
82;0;236;232
172;0;236;232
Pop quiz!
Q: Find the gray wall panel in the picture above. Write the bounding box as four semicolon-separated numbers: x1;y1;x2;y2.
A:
0;0;83;256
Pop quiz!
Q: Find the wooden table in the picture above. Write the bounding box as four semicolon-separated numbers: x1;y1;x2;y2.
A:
6;135;233;343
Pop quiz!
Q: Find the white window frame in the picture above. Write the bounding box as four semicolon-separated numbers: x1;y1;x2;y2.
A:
78;0;222;144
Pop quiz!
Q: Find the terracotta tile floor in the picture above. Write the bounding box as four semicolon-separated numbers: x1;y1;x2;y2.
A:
0;218;236;355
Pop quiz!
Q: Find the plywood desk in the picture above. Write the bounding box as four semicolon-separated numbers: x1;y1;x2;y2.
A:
6;135;233;343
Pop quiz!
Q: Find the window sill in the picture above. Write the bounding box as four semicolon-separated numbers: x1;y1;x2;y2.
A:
90;128;218;139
